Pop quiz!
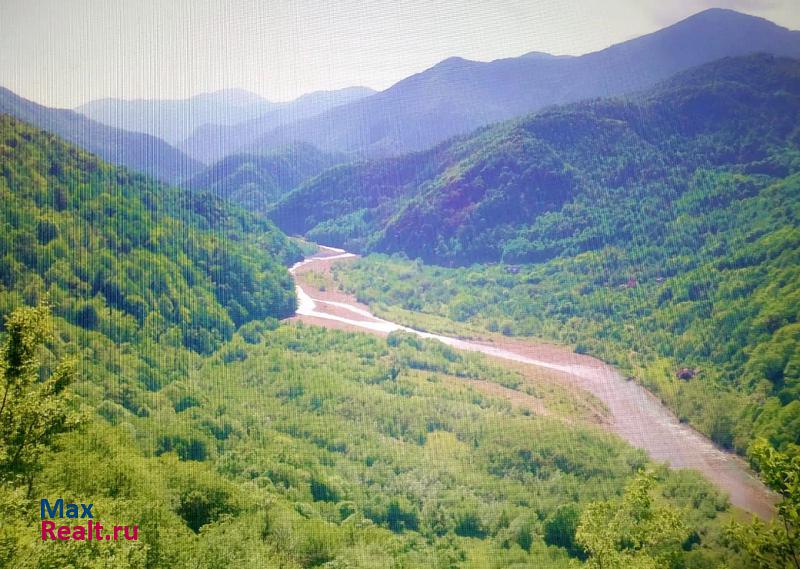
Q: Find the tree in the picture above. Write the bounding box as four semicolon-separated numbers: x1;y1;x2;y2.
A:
728;440;800;569
544;503;584;557
575;471;690;569
0;305;80;491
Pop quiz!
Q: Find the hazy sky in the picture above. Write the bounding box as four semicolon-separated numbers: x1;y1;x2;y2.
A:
1;0;798;108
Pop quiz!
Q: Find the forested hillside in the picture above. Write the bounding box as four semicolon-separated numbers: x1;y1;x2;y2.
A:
0;114;756;568
2;305;749;568
335;177;798;454
187;144;344;216
272;54;800;264
0;87;200;183
319;56;800;455
0;114;300;354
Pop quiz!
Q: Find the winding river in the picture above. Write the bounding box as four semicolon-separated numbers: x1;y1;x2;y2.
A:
290;246;776;519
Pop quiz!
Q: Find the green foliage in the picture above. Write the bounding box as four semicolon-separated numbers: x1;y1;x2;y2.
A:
187;143;345;215
271;55;800;265
175;472;240;533
0;312;741;568
728;440;800;568
0;114;300;354
545;504;584;558
334;171;799;452
575;471;690;569
0;305;79;487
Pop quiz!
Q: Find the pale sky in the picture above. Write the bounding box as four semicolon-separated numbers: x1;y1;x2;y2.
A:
0;0;798;108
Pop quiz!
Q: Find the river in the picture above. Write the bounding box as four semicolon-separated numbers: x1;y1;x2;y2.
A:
289;246;776;520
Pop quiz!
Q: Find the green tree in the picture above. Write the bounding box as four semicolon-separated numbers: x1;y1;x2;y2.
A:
0;305;79;490
544;503;584;557
575;471;690;569
728;440;800;568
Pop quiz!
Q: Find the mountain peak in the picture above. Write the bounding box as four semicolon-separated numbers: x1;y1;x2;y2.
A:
671;7;793;31
519;51;571;60
435;56;474;68
292;86;376;105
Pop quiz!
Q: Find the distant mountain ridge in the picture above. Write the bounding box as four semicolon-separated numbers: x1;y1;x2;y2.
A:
177;86;376;163
243;9;800;159
0;86;200;183
79;86;376;163
77;88;277;146
6;9;800;187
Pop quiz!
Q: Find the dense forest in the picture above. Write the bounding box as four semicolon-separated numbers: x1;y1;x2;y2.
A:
0;114;300;355
330;146;800;455
0;112;790;567
271;54;800;264
0;300;764;568
266;55;800;458
187;143;344;217
334;178;798;455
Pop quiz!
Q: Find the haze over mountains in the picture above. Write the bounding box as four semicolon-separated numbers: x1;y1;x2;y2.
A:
77;88;277;146
175;8;800;206
178;87;376;163
0;86;200;183
78;86;376;163
0;8;797;192
234;8;800;159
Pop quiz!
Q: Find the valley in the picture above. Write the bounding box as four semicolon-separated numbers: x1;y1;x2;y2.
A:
291;246;776;520
1;5;799;567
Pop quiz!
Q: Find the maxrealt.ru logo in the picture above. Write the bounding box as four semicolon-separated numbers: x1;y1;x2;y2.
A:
40;499;138;541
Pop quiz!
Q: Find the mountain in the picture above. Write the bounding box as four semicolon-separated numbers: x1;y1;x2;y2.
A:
270;54;800;262
0;113;299;354
186;143;345;214
77;88;276;146
307;54;800;454
519;51;573;60
178;86;375;163
0;86;200;183
0;113;743;569
249;9;800;158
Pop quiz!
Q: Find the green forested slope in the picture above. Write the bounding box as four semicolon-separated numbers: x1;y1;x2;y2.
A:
2;311;742;568
0;114;753;567
186;143;344;217
333;170;799;453
0;114;300;354
268;55;800;455
271;54;800;265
